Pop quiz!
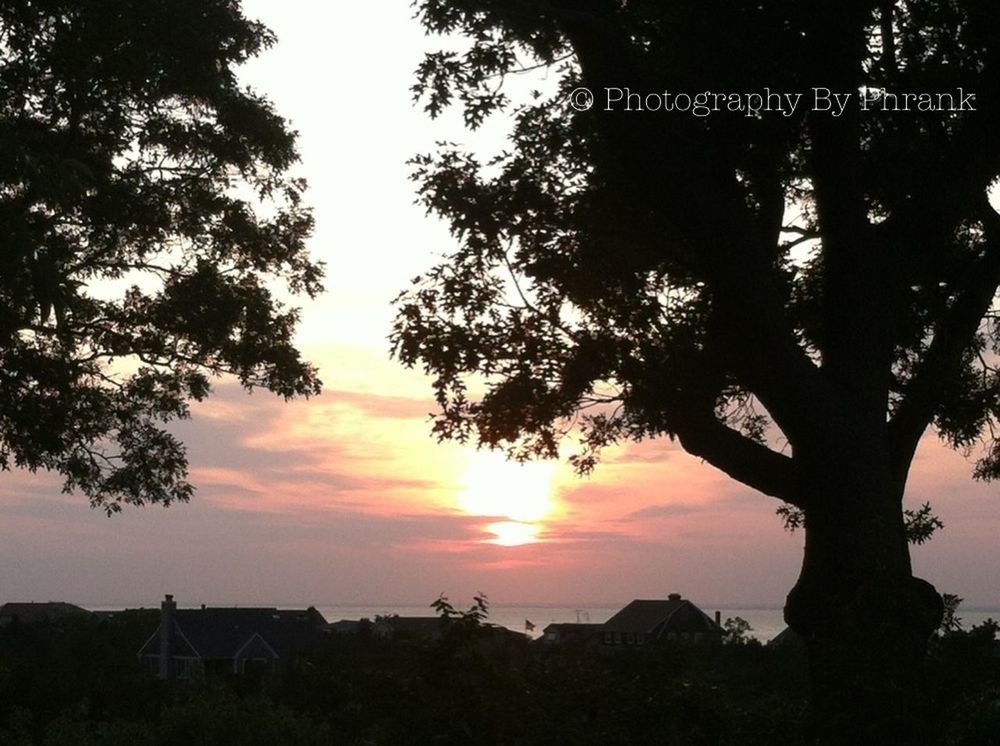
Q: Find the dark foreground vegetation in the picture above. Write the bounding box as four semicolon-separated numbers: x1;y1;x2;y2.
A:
1;610;998;745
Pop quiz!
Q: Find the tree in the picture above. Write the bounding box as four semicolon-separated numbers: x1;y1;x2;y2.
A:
938;593;964;636
0;1;321;511
392;0;1000;737
722;616;756;647
432;592;491;630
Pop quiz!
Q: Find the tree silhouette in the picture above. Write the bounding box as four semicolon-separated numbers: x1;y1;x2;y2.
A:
393;0;1000;737
0;1;321;512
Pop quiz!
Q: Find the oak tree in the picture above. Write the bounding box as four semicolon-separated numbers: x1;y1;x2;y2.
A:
0;1;321;512
393;0;1000;737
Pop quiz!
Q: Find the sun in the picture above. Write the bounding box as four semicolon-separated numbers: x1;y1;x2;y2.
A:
457;450;558;544
487;521;540;547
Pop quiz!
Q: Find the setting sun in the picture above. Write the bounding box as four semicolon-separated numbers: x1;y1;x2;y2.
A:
457;451;558;544
486;521;540;547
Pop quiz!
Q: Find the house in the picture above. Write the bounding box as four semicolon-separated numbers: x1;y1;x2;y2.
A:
330;618;372;636
372;616;444;642
0;602;90;626
600;594;723;646
540;622;602;646
367;615;527;645
768;626;807;650
138;595;328;678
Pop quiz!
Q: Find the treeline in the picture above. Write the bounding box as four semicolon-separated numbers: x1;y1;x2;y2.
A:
0;611;998;744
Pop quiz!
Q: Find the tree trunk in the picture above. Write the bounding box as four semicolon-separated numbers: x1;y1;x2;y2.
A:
784;439;943;743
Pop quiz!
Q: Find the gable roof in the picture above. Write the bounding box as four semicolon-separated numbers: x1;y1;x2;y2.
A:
602;598;721;637
330;619;365;634
0;602;90;624
139;607;327;660
233;632;280;661
542;623;602;635
375;616;444;640
541;622;602;644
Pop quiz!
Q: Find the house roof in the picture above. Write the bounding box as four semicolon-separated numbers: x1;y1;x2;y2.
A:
602;597;721;636
330;619;365;634
139;607;328;660
0;602;90;623
768;626;806;650
377;616;444;638
541;623;602;644
542;623;602;634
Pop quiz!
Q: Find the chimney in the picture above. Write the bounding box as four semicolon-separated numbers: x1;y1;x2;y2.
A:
668;593;681;601
159;594;176;680
715;610;722;626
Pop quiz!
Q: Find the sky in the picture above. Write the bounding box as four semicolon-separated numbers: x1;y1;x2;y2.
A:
1;2;999;611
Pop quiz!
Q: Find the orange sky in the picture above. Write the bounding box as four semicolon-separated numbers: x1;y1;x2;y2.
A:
1;2;998;610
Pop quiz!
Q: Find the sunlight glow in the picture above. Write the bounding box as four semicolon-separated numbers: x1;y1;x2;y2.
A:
457;450;557;523
487;521;539;547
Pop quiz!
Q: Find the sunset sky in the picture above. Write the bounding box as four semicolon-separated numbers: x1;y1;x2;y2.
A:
1;2;999;611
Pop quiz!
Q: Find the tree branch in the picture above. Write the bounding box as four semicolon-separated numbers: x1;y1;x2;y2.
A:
645;338;802;505
889;199;1000;485
557;6;843;448
879;0;897;76
808;4;894;407
674;408;800;506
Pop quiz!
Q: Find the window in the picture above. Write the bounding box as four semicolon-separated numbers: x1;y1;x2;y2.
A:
241;658;272;674
174;657;200;679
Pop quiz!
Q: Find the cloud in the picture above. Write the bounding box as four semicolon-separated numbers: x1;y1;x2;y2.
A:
603;440;681;465
5;312;1000;608
156;382;461;517
623;503;700;521
320;389;434;420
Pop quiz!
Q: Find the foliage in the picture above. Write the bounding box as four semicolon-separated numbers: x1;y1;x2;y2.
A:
904;502;948;545
0;0;322;511
3;610;1000;745
393;4;1000;725
431;592;504;650
0;611;161;741
273;621;812;745
928;618;1000;745
722;616;756;646
393;0;1000;492
939;593;965;636
431;592;490;625
156;686;330;746
778;500;946;545
775;504;806;533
